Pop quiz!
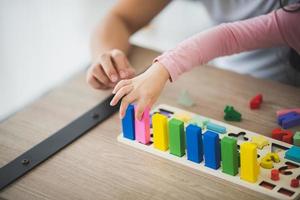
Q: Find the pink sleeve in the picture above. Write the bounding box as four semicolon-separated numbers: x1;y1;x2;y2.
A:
155;4;300;81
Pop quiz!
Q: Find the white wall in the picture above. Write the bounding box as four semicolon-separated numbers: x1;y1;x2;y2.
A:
0;0;211;121
0;0;117;121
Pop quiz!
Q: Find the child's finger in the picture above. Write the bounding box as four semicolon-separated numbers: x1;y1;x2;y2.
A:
135;99;150;121
110;84;133;106
112;79;132;94
119;92;137;119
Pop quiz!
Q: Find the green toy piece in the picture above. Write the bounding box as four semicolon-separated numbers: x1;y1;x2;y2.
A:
221;137;238;176
224;105;242;122
169;118;185;157
177;90;195;107
190;115;210;129
294;131;300;146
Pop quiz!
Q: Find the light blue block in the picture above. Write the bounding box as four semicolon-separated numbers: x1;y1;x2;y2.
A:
207;122;226;134
285;146;300;163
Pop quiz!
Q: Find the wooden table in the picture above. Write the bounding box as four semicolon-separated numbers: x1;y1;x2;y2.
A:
1;46;300;200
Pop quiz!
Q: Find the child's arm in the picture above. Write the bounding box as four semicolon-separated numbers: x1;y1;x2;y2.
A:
110;4;300;119
156;4;300;81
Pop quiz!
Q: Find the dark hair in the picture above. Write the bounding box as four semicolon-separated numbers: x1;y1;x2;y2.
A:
279;0;300;12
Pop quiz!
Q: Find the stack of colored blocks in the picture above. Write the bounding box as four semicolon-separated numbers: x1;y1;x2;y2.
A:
122;104;262;184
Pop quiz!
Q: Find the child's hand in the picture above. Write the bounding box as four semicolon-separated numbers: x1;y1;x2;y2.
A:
110;62;170;120
86;49;135;89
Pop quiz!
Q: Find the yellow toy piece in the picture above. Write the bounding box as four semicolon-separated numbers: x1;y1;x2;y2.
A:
240;142;260;183
173;112;192;123
260;153;280;169
251;135;269;149
152;113;169;151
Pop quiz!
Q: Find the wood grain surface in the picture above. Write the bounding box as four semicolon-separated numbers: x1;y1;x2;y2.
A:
0;46;300;200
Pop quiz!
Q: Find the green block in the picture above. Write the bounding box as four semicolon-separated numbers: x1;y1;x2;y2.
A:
169;118;185;157
294;131;300;146
221;136;238;176
190;115;210;129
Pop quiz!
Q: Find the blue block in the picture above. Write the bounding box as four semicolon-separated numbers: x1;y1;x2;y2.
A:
122;104;135;140
203;131;221;169
285;146;300;163
206;122;226;134
186;124;203;163
278;112;300;129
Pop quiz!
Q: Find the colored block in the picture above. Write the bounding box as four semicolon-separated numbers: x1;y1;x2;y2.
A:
152;113;169;151
249;94;263;109
291;179;299;188
293;131;300;146
271;128;293;144
158;108;173;118
221;136;238;176
122;104;135;140
169;118;185;157
276;108;300;117
135;106;150;144
203;131;221;169
285;146;300;163
277;111;300;129
271;169;279;181
251;136;269;149
189;115;209;129
206;122;226;134
186;124;203;163
260;153;280;169
173;112;192;123
240;142;259;183
177;89;195;107
224;105;242;121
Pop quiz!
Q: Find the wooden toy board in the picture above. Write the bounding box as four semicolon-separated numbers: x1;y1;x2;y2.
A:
117;104;300;200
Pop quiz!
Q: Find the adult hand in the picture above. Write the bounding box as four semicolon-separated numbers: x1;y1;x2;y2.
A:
86;49;135;89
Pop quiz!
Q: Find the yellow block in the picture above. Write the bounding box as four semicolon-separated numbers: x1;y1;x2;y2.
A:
260;153;280;169
240;142;260;183
251;136;269;149
152;113;169;151
173;112;192;123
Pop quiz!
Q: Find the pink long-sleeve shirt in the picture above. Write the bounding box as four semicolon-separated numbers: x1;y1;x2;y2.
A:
155;4;300;81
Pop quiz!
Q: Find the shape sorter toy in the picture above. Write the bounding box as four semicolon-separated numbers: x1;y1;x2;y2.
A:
118;104;300;200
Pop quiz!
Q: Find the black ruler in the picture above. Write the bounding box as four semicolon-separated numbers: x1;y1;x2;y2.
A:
0;94;120;191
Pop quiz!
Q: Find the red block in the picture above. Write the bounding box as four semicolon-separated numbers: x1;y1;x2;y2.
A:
271;128;293;144
290;179;299;188
250;94;263;109
271;169;279;181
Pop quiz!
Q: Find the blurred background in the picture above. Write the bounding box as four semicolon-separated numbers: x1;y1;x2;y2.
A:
0;0;213;121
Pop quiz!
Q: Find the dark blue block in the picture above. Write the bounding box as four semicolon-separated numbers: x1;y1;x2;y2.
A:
186;124;203;163
122;104;135;140
203;130;221;169
278;112;300;129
